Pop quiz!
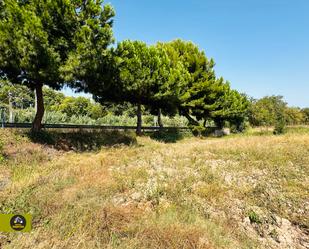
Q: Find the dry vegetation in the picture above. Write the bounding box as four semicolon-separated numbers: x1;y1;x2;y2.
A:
0;128;308;248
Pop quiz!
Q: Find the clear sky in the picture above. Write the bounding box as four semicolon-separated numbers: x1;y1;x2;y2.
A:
64;0;309;107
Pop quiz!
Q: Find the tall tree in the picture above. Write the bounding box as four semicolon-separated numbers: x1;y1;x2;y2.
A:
0;0;114;131
93;40;171;135
285;107;304;125
302;108;309;125
249;96;287;127
158;40;218;125
210;86;249;130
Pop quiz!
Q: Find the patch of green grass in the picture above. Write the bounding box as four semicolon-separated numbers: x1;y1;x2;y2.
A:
248;210;262;224
286;126;309;134
53;177;76;192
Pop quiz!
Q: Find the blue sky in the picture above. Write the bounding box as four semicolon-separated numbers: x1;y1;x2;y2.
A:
65;0;309;107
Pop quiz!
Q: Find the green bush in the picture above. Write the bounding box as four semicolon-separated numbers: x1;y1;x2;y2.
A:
230;120;250;133
248;210;262;224
14;108;36;123
44;111;69;124
273;114;286;135
9;107;190;128
190;125;216;137
149;128;191;143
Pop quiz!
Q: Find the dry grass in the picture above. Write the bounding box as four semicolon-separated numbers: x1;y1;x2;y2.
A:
0;128;308;248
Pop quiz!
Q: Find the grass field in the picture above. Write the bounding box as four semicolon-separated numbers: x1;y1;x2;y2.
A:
0;128;308;248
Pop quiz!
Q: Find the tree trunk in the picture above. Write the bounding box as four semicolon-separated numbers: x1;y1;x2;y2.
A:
32;84;44;132
183;111;199;126
136;103;142;136
158;108;163;128
203;119;207;127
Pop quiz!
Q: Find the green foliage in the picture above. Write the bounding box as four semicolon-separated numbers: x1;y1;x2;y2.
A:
0;0;114;128
230;121;251;133
211;88;249;130
60;2;115;92
149;128;191;143
0;80;34;108
0;0;114;89
249;96;307;129
248;210;262;224
273;97;287;135
301;108;309;124
157;40;249;129
43;87;65;111
190;125;216;137
273;111;286;135
56;97;91;117
284;107;304;125
159;40;215;123
103;102;137;117
108;40;170;106
249;96;287;127
43;111;69;124
9;105;189;127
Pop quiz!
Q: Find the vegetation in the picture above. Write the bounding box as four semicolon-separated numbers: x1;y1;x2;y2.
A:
0;0;114;131
0;1;248;134
1;80;309;136
0;128;308;248
1;2;307;134
0;1;308;249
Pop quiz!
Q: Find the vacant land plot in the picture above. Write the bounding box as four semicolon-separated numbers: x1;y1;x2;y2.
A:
0;129;308;248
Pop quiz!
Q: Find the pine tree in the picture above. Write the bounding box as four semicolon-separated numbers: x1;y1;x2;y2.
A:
0;0;114;131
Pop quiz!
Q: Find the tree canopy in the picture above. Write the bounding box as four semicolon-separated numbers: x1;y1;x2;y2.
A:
0;2;274;135
0;0;114;131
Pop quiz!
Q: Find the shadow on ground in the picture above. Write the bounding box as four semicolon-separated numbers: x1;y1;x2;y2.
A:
27;129;137;151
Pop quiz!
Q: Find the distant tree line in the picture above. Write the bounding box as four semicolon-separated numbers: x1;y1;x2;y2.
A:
0;80;189;127
0;1;307;135
1;80;308;131
248;96;309;128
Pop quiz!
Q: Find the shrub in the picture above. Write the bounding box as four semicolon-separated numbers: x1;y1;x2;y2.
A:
190;125;216;137
14;108;36;123
248;210;261;224
273;113;286;135
230;120;250;133
44;111;69;124
150;128;191;143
